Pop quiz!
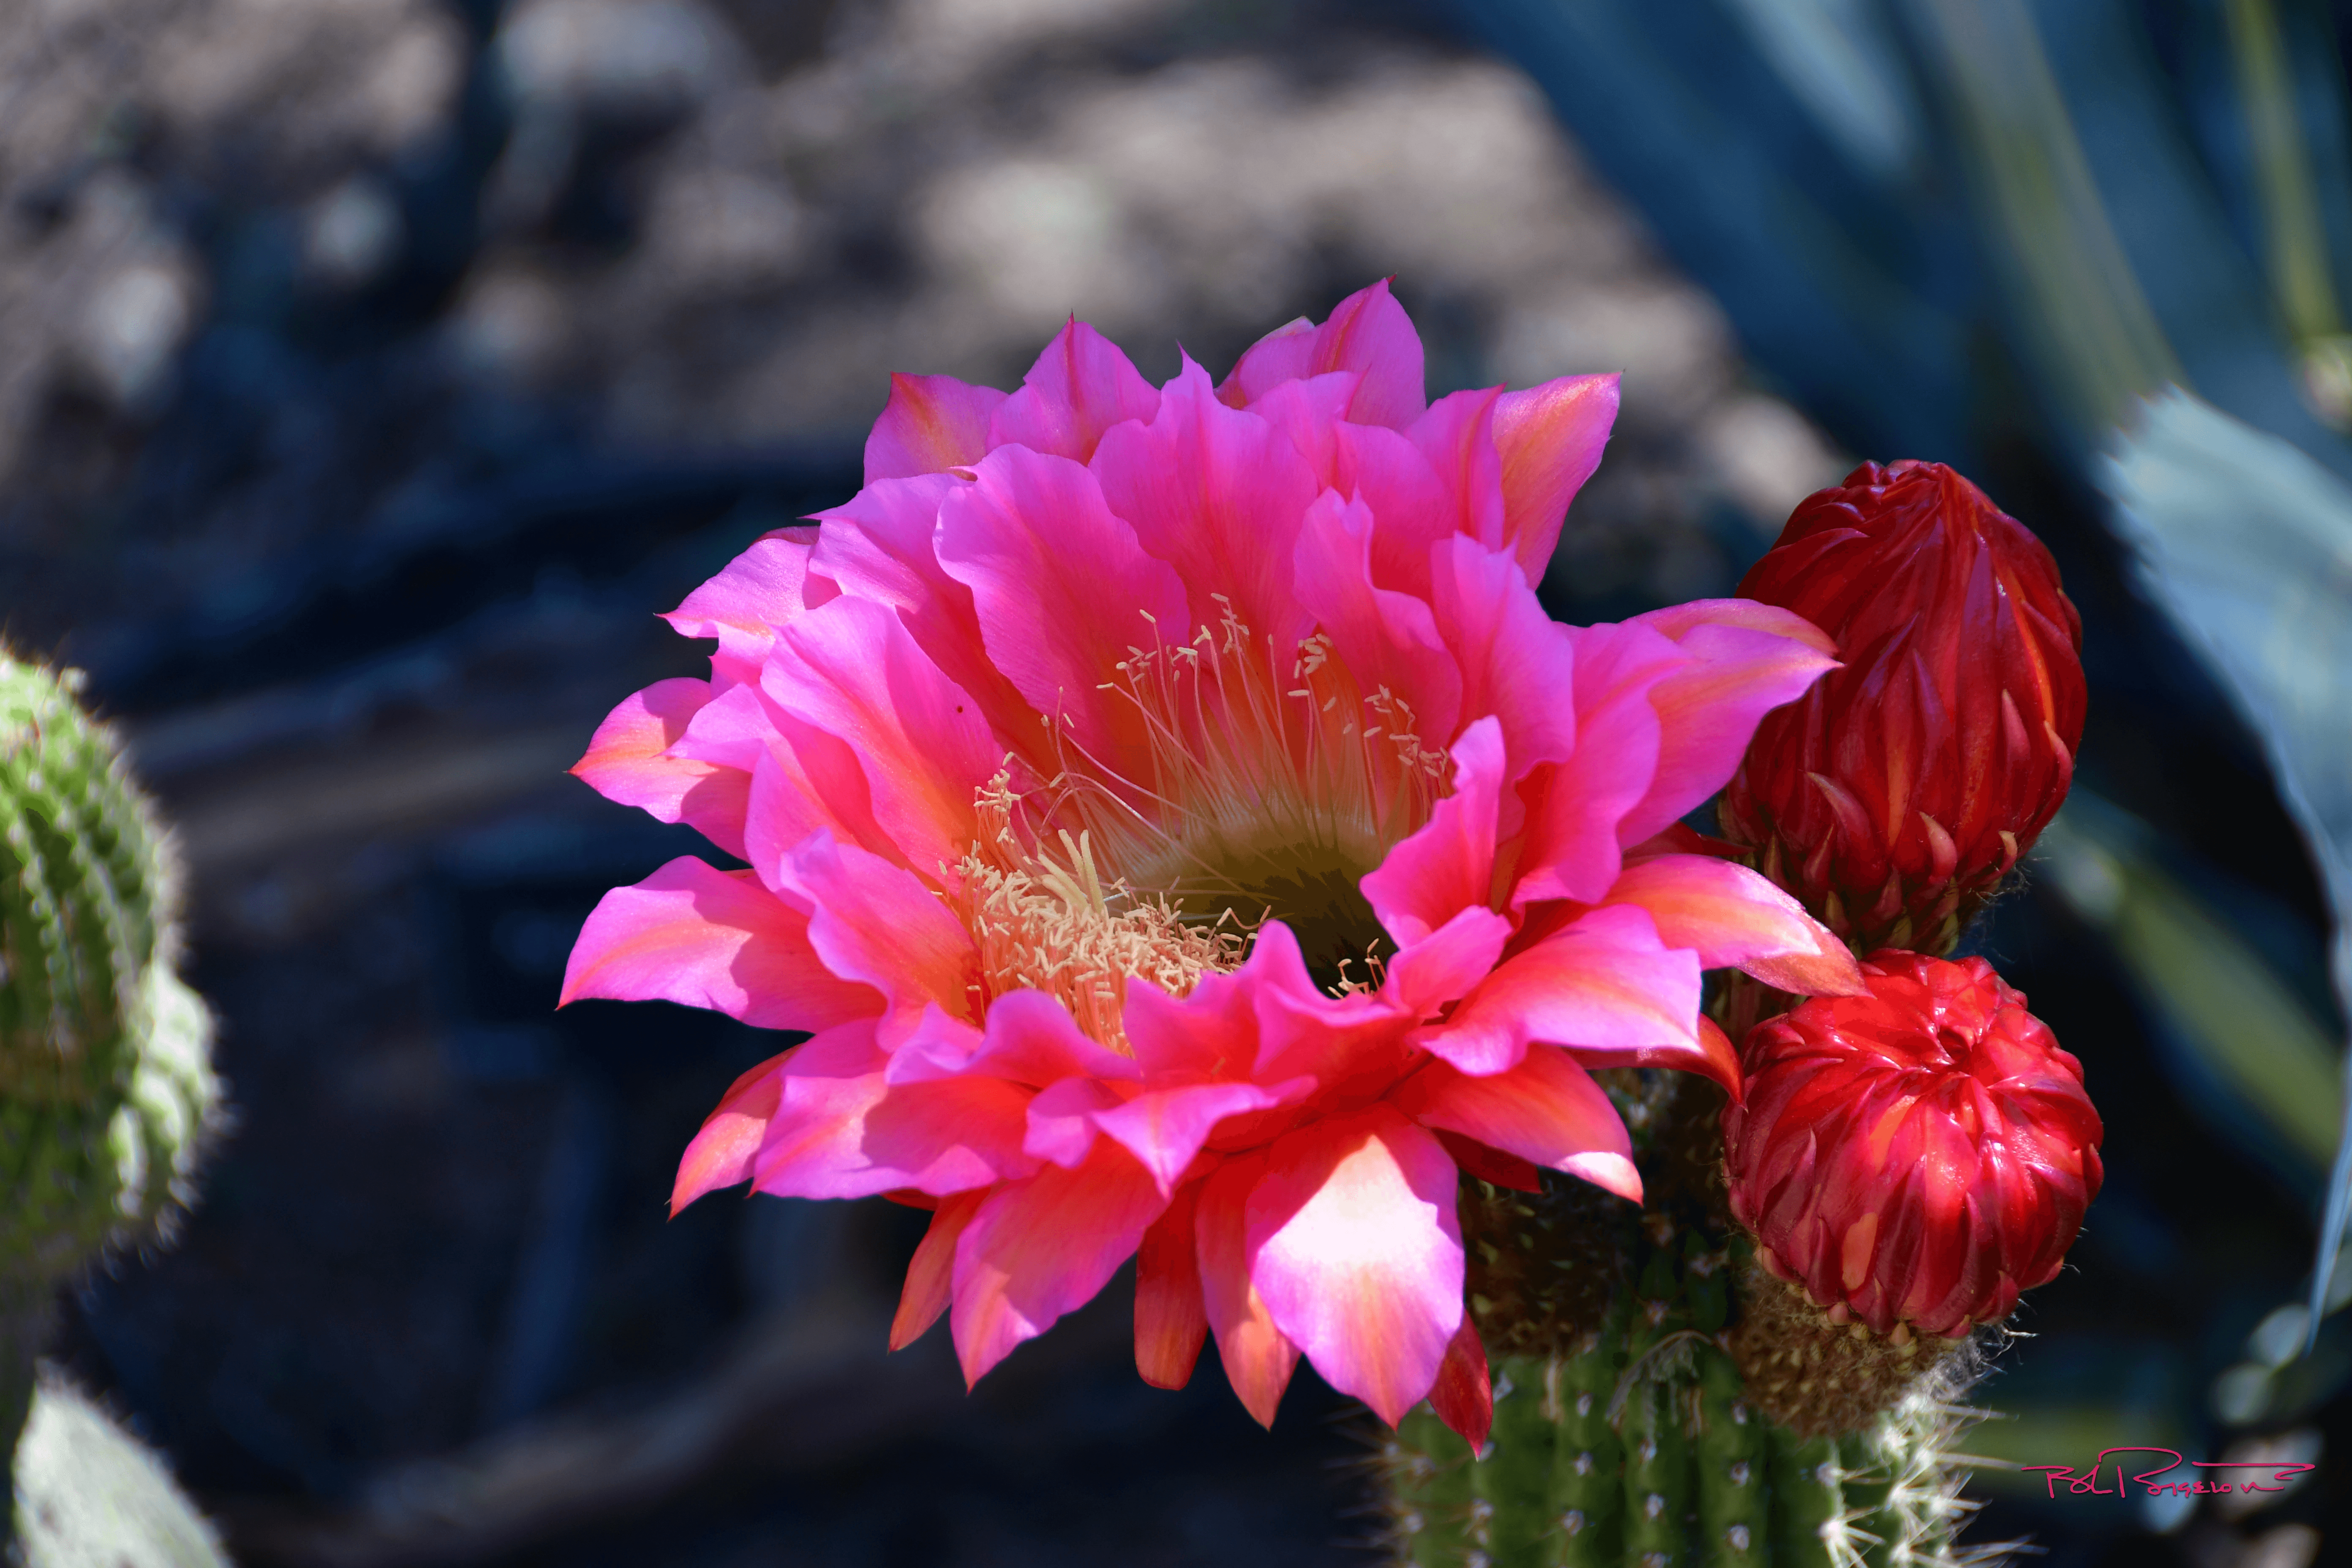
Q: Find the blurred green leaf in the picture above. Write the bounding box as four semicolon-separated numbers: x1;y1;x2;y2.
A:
2226;0;2345;345
1910;0;2181;433
2040;795;2342;1176
2099;388;2352;1339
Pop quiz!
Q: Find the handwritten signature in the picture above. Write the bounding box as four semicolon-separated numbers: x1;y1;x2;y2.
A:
2022;1448;2316;1502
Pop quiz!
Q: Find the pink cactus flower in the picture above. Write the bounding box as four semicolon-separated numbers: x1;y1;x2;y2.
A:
561;281;1859;1443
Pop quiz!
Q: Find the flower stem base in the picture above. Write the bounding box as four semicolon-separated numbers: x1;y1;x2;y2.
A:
1729;1265;1975;1441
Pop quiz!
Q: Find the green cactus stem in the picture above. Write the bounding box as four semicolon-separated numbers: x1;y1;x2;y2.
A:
1618;1374;1693;1567
1388;1403;1478;1567
1472;1359;1560;1564
0;656;221;1551
1372;1067;2005;1568
11;1372;226;1568
1769;1430;1846;1568
1693;1344;1767;1566
1551;1316;1628;1565
1374;1219;1998;1567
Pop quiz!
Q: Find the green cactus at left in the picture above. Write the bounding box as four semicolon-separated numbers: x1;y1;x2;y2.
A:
0;654;221;1548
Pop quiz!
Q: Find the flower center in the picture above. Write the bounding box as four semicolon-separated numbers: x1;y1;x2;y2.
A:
967;604;1449;1027
1105;610;1446;989
956;825;1248;1055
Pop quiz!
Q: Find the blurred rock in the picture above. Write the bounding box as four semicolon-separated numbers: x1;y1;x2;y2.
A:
1698;392;1849;539
0;0;1848;629
56;181;204;416
0;0;458;487
498;0;749;119
301;177;407;292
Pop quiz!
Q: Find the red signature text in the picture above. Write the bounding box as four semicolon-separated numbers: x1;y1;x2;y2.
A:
2020;1448;2316;1503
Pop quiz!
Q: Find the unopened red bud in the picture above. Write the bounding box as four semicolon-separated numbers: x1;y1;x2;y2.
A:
1723;951;2102;1341
1720;461;2085;953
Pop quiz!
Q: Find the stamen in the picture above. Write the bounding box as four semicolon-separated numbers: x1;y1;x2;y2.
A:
957;598;1458;1033
1326;945;1391;999
956;825;1249;1054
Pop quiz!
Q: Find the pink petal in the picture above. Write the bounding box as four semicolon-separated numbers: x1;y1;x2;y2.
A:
1492;374;1619;585
1120;926;1401;1132
664;534;833;690
988;318;1162;462
1417;903;1700;1076
859;1068;1042;1190
1509;618;1691;908
811;474;1042;749
1236;922;1418;1088
665;679;776;776
1022;1075;1127;1168
1638;596;1840;655
1429;1130;1542;1192
746;1021;1008;1200
672;1052;787;1212
1331;422;1458;600
1100;912;1411;1124
1195;1153;1302;1426
1572;1013;1744;1100
811;473;956;595
1427;1315;1493;1450
890;987;1139;1088
1223;279;1427;431
936;446;1190;788
933;945;1383;1184
1094;1079;1307;1197
866;372;1007;482
572;678;751;859
1217;316;1314;405
1134;1181;1209;1389
1289;488;1462;769
572;676;710;797
765;595;1004;883
1361;716;1503;946
1394;1047;1642;1203
1383;906;1514;1020
1407;387;1505;553
561;855;876;1032
1429;537;1579;780
683;686;904;880
1120;958;1260;1083
774;834;980;1042
1601;854;1863;996
1092;358;1320;648
951;1140;1168;1384
890;1188;990;1349
1244;1106;1464;1428
1247;370;1367;482
742;720;900;891
1615;599;1839;846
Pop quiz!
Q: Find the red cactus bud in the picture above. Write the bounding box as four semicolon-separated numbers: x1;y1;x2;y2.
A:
1723;951;2102;1342
1720;460;2085;953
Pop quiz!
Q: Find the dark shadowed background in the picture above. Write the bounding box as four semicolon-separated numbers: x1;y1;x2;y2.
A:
2;1;2348;1565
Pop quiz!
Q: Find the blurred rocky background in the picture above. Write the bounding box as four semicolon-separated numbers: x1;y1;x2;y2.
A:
0;1;2342;1565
